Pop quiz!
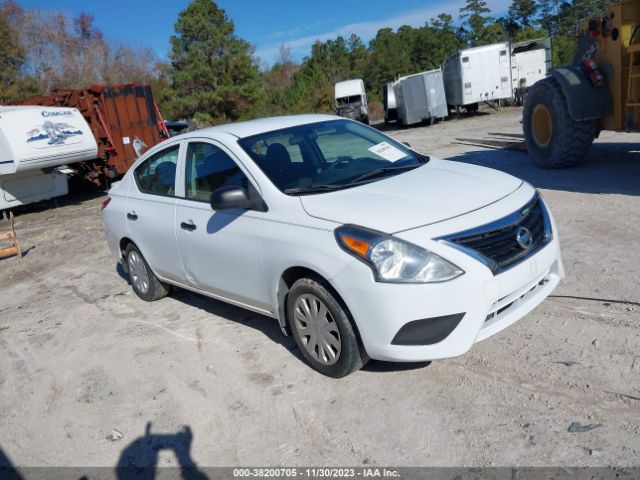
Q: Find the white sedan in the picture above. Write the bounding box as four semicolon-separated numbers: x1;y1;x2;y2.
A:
102;114;564;377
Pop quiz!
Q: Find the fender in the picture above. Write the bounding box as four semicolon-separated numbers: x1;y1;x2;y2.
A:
550;66;612;121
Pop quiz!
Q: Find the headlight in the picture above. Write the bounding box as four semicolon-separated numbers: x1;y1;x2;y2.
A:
335;225;464;283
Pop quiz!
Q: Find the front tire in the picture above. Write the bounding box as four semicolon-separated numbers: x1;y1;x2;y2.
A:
125;244;169;302
287;278;366;378
523;77;597;168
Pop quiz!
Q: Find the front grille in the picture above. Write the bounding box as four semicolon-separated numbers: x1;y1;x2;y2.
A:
440;194;551;274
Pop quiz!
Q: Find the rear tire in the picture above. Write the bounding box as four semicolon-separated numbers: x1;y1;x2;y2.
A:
125;244;169;302
287;277;366;378
523;77;597;168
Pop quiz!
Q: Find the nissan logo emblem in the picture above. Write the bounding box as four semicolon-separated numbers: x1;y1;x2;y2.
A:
516;226;534;249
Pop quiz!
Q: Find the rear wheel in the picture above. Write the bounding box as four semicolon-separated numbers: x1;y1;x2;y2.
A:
287;277;367;377
523;77;597;168
125;244;169;302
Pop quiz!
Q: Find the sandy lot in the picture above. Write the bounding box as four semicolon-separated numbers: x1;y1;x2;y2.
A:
0;107;639;469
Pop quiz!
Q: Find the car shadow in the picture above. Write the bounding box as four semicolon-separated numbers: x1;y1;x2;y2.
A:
116;264;435;373
169;288;305;365
362;360;432;373
448;142;640;196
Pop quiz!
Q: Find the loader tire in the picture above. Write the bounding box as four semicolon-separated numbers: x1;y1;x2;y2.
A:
523;77;597;169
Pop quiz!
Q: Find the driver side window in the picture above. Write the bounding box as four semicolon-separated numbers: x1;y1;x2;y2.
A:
185;142;248;202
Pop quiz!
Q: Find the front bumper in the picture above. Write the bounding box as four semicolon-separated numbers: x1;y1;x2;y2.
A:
330;198;564;362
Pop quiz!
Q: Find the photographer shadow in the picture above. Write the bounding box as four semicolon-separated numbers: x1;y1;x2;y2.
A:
116;422;207;480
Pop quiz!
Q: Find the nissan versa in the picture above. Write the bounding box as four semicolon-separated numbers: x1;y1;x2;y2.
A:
102;115;564;377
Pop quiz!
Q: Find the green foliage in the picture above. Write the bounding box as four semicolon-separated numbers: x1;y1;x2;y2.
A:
168;0;264;124
0;0;33;102
0;0;617;122
459;0;505;46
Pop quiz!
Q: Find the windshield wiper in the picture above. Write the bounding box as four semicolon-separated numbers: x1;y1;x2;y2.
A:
284;184;348;195
348;164;421;185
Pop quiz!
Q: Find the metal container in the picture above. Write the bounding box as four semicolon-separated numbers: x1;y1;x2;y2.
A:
383;82;398;123
443;42;513;109
510;38;552;104
394;69;449;126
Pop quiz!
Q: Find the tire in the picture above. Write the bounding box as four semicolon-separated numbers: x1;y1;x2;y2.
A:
523;77;597;169
287;277;367;377
124;244;169;302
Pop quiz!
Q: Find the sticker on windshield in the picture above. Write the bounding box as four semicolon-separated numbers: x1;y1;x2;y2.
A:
368;141;406;162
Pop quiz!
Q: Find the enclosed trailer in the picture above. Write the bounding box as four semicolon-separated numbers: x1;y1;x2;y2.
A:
335;79;369;124
443;42;513;111
383;82;398;124
510;38;552;104
0;106;97;210
13;84;169;186
393;69;449;127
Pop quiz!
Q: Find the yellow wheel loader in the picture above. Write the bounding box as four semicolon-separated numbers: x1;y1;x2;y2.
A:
523;0;640;168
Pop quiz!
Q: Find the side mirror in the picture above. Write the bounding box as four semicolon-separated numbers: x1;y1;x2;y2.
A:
402;141;412;148
210;186;253;211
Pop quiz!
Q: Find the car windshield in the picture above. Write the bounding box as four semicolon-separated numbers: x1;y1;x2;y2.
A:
237;119;427;195
336;95;362;106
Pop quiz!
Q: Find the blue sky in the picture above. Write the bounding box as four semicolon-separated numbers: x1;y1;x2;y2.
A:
17;0;511;66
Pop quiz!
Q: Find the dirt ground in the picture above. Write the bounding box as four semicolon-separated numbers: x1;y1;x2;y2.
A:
0;107;639;468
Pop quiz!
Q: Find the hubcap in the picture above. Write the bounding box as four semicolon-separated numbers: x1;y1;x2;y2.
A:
127;251;150;294
293;294;341;365
532;104;553;148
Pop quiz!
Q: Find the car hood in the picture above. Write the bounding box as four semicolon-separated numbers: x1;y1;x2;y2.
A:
299;158;523;233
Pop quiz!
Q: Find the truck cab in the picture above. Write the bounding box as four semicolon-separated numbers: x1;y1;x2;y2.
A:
334;79;369;124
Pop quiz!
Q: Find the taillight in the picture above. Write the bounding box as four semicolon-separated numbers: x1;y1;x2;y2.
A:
583;58;605;87
101;197;111;210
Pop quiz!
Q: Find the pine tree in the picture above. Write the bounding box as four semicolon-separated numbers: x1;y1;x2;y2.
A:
459;0;504;46
169;0;264;123
508;0;538;28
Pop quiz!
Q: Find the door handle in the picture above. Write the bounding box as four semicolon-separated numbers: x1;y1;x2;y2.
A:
127;211;138;220
180;220;197;232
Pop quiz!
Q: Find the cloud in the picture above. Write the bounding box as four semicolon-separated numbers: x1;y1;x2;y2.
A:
255;0;511;66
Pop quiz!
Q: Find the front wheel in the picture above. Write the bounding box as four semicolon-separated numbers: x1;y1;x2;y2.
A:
523;77;597;168
287;278;367;377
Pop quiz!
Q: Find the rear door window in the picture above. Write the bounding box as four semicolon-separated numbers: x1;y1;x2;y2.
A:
134;145;179;196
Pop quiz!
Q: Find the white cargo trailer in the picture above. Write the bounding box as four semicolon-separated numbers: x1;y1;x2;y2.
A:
443;42;513;111
383;81;398;124
510;38;552;104
0;106;98;210
394;69;448;127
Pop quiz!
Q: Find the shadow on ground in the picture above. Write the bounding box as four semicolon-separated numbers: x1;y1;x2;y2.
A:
448;142;640;196
373;110;489;132
168;287;305;363
116;422;207;480
118;264;434;375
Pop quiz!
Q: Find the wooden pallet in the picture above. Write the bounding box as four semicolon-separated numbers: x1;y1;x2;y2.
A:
0;212;22;259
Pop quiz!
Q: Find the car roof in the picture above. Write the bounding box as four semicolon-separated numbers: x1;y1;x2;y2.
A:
184;114;340;139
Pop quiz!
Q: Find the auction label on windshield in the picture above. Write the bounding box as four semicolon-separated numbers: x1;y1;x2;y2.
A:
368;142;406;162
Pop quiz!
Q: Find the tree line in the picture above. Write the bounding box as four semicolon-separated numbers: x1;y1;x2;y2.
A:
0;0;609;125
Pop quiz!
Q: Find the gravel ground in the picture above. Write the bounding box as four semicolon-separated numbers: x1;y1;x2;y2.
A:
0;107;639;469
